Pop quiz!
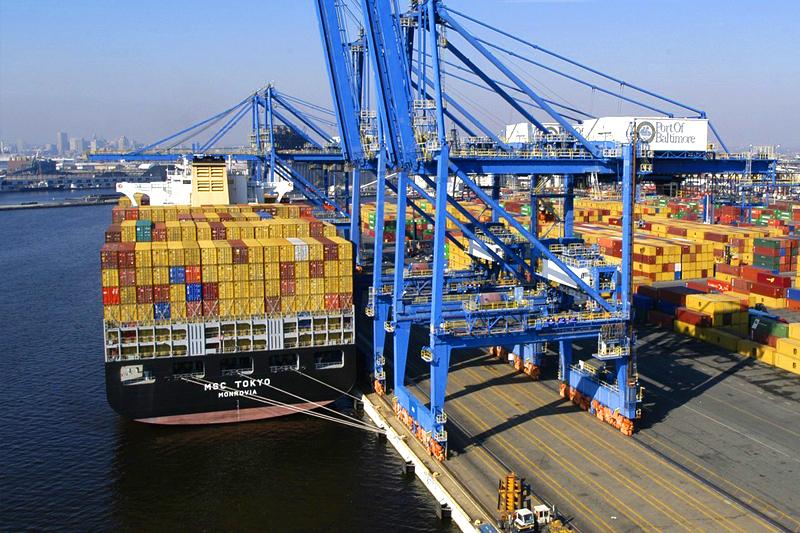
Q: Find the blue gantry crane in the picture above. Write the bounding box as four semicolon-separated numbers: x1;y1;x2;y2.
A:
315;0;778;459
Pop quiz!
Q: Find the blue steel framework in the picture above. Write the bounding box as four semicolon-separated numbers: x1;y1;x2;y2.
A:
318;0;779;459
85;85;356;229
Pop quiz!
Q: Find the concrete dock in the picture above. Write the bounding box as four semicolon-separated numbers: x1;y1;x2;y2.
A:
360;323;800;533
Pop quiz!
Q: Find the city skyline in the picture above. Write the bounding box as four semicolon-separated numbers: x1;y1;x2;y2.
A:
1;1;799;151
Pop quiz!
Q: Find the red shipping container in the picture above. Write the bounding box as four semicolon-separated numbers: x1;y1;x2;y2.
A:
230;240;249;264
187;301;203;319
102;287;120;306
136;285;154;304
741;265;772;283
302;218;325;237
636;285;659;301
658;286;702;306
111;207;126;224
788;299;800;311
218;212;233;221
105;225;122;243
715;264;740;277
753;246;781;257
202;282;219;300
118;243;136;268
324;294;340;310
675;307;712;327
203;299;219;317
185;266;202;284
685;281;710;293
749;282;785;298
317;237;339;260
706;279;731;292
281;279;296;297
153;285;170;303
101;243;119;269
209;222;226;240
280;262;296;279
310;261;325;278
265;296;281;314
756;272;792;287
178;213;193;221
647;310;674;329
124;208;139;221
119;269;136;286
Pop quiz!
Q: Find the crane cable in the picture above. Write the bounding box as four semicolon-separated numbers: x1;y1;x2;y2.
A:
179;375;384;435
291;369;362;402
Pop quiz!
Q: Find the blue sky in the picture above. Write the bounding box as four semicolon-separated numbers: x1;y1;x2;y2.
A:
1;0;798;150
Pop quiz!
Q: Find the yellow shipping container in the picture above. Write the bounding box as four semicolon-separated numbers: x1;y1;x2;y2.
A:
265;279;281;297
137;303;154;322
302;238;323;261
296;279;310;295
101;268;119;287
339;260;353;277
789;323;800;340
103;305;121;322
737;339;776;365
223;221;241;240
181;242;200;266
325;278;340;294
325;260;339;277
238;222;255;239
309;294;325;311
242;239;263;263
219;282;235;300
196;222;212;241
674;320;697;337
201;264;218;282
121;221;137;242
233;264;249;281
120;304;138;322
165;221;182;241
264;263;280;280
775;353;800;375
199;241;217;265
136;268;153;286
281;296;295;313
310;279;325;295
171;302;186;319
339;276;353;292
218;264;234;282
120;286;137;305
278;239;295;262
219;299;236;318
135;243;153;267
234;299;248;316
296;261;310;279
234;281;250;299
776;338;800;358
167;242;185;266
701;328;739;352
170;284;186;302
215;241;233;264
152;267;169;286
260;238;281;264
249;281;265;298
248;297;265;315
180;221;197;241
249;263;265;280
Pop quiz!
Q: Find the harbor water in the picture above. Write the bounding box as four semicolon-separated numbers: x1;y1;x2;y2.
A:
0;204;459;532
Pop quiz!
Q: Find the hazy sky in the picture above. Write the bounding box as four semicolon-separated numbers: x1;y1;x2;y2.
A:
1;0;799;150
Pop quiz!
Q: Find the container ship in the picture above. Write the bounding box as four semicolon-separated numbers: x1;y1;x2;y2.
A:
100;156;356;424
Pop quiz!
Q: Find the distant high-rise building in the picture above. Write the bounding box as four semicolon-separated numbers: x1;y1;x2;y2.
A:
16;139;25;153
57;132;68;155
69;137;85;153
45;144;56;155
90;138;99;152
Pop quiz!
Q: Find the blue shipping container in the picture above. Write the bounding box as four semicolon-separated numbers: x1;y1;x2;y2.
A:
657;300;679;316
186;283;202;302
154;303;171;320
169;266;186;284
632;294;654;310
787;287;800;301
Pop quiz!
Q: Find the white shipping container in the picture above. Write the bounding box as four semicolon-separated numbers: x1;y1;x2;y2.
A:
287;237;309;262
